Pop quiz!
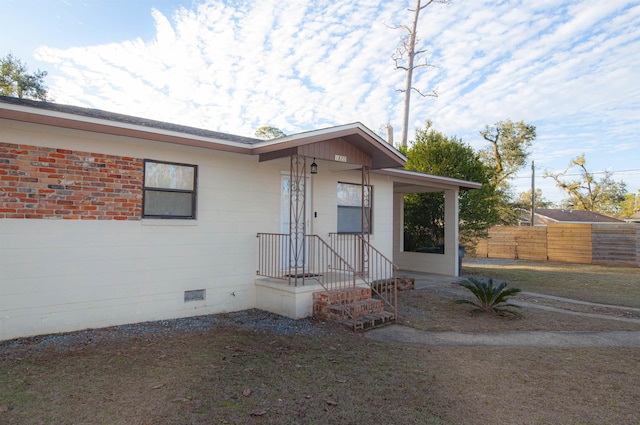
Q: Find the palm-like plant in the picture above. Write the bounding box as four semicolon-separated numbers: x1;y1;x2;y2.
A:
455;278;522;317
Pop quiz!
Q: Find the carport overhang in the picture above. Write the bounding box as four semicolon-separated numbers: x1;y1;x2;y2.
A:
373;168;482;277
373;168;483;193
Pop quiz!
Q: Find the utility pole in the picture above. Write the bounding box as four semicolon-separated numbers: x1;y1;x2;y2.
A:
530;161;535;226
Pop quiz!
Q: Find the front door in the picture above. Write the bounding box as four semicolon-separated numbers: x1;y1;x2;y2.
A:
280;173;311;270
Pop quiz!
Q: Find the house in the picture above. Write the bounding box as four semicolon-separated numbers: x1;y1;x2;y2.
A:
528;208;624;225
0;96;481;340
622;212;640;224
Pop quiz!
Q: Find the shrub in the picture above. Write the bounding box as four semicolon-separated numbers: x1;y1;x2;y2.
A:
455;277;522;317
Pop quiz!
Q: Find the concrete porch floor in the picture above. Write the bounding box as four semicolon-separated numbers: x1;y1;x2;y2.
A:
255;270;465;320
254;272;368;320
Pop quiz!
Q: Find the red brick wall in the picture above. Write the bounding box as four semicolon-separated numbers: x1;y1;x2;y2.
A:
0;142;143;220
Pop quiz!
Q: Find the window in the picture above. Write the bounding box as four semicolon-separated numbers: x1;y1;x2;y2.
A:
143;160;197;219
337;182;372;233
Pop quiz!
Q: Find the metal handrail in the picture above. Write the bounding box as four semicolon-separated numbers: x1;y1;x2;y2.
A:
257;232;398;328
256;233;359;328
329;233;398;319
257;233;355;285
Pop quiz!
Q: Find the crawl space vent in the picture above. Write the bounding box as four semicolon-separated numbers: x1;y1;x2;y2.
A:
184;289;206;302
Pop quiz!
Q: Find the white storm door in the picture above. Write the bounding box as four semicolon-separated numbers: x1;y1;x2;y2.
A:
280;174;311;269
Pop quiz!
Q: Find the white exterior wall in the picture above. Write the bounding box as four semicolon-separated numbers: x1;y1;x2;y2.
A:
0;121;284;340
1;121;400;340
394;189;460;276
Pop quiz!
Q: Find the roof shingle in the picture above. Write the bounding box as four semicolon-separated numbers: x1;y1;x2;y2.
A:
0;96;261;145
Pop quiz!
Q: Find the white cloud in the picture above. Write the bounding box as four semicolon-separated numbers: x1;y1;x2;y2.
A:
32;0;640;200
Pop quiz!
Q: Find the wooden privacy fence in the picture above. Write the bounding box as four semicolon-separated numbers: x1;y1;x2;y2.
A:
475;223;640;267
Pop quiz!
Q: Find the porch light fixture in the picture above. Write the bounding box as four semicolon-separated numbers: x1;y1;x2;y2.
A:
310;158;318;174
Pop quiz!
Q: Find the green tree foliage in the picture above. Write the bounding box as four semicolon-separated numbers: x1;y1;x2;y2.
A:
619;191;639;218
478;119;536;224
255;125;286;140
1;53;49;100
455;278;522;317
480;119;536;187
617;191;640;218
545;154;627;216
403;123;500;251
514;188;555;210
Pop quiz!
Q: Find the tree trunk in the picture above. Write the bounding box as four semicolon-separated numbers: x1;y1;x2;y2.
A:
400;0;423;148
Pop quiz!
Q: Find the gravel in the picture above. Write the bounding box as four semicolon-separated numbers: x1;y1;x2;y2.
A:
0;309;336;360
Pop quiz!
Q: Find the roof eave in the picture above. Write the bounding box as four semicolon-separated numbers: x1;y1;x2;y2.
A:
0;99;255;154
1;98;409;169
252;122;406;169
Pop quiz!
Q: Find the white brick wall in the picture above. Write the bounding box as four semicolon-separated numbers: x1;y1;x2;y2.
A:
0;120;400;340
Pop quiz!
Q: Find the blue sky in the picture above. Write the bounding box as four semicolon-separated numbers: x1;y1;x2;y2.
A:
1;0;639;204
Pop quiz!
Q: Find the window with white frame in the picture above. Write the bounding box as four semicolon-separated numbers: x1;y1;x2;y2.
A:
337;182;372;233
143;160;197;219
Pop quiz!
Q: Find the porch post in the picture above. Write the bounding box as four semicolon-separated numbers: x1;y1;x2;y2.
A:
443;189;460;276
361;165;371;276
289;154;307;285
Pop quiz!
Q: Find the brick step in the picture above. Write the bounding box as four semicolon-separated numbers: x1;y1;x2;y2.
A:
328;298;384;318
312;287;372;306
342;310;396;331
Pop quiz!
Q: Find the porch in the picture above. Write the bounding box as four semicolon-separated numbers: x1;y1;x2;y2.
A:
255;232;398;330
251;124;481;330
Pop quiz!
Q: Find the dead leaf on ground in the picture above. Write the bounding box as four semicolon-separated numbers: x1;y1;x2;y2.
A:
325;399;338;406
151;384;165;389
250;409;267;416
0;405;8;413
242;388;251;397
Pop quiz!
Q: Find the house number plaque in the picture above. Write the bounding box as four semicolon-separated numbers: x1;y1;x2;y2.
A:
335;154;347;162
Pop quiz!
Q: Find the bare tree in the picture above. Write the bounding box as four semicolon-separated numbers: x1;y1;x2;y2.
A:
393;0;450;148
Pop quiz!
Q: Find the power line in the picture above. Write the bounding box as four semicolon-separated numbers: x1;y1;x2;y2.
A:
514;168;640;179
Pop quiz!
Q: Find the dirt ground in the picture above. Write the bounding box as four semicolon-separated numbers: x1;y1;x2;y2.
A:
1;260;639;424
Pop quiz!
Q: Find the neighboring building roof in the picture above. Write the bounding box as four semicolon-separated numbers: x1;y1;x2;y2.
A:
534;208;624;224
622;212;640;224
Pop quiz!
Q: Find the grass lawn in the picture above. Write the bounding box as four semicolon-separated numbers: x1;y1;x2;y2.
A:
463;257;640;307
1;260;639;424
